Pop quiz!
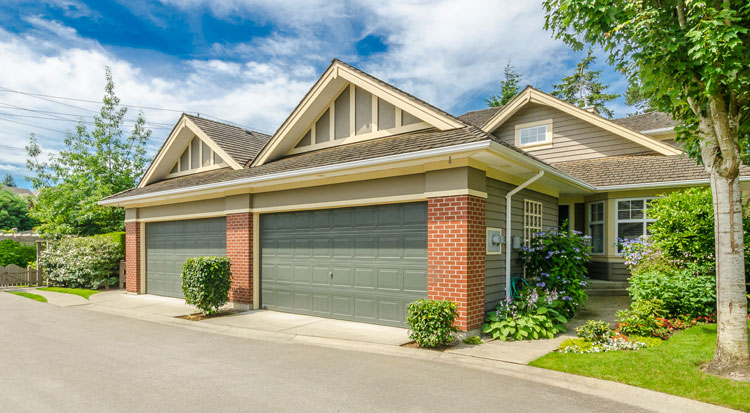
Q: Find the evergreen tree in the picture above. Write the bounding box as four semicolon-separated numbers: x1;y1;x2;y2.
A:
624;79;655;115
551;49;619;118
26;67;152;237
486;61;522;107
2;174;16;187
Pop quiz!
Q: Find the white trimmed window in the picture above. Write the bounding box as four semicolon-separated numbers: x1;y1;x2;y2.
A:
616;198;656;248
523;199;544;245
515;120;552;147
588;201;605;254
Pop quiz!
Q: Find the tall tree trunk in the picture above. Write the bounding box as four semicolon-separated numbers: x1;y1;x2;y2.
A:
706;164;750;378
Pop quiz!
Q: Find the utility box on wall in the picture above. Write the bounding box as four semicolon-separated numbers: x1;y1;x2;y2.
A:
486;227;503;255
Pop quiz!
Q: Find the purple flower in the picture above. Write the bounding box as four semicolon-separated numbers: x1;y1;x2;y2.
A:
562;296;572;301
536;282;546;288
541;272;550;278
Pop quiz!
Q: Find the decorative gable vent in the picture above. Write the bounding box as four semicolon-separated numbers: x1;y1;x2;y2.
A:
290;83;427;154
168;136;226;177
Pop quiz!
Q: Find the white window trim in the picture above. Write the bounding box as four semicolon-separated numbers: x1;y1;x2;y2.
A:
515;119;553;148
588;201;605;255
615;197;657;249
523;199;544;245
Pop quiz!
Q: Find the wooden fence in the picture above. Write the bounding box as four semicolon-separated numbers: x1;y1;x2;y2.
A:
0;264;43;287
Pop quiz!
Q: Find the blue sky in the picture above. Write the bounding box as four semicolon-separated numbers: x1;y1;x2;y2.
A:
0;0;633;189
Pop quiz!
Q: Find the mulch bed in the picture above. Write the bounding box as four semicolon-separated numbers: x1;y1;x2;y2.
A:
176;309;242;321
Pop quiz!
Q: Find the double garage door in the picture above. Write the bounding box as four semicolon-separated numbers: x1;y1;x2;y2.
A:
261;202;428;327
145;217;226;298
144;202;428;327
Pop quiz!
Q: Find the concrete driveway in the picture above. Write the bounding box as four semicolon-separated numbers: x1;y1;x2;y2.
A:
0;292;728;413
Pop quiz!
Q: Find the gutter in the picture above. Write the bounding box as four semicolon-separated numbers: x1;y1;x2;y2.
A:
505;170;544;297
639;127;674;134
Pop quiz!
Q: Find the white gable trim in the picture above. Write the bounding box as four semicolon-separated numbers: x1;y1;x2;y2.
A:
251;60;464;166
138;115;242;188
480;88;682;157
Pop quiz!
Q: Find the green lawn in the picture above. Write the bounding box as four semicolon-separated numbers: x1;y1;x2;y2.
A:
530;323;750;411
7;291;48;303
37;287;102;300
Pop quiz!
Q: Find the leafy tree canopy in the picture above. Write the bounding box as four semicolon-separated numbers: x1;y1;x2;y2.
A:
26;67;152;238
624;78;656;115
0;189;35;231
551;48;619;118
486;61;523;107
2;174;16;187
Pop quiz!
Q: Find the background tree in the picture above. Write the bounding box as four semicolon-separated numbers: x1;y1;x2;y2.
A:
26;67;151;237
624;79;656;115
0;189;35;231
486;61;523;107
551;48;619;118
2;174;16;187
543;0;749;379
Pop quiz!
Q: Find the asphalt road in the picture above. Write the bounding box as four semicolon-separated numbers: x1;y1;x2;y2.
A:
0;292;648;413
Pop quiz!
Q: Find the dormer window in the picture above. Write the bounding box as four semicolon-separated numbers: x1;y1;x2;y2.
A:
515;120;553;148
167;136;225;177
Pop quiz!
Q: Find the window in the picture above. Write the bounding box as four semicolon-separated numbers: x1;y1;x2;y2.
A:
523;199;544;245
588;202;605;254
515;120;552;147
616;198;655;247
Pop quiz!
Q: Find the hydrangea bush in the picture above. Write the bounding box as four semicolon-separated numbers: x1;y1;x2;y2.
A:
519;228;592;318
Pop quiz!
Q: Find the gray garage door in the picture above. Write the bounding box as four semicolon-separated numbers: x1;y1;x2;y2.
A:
146;217;226;298
260;202;427;327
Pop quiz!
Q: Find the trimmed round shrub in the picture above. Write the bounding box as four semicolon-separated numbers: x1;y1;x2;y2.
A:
40;236;123;288
406;299;457;348
181;256;232;315
0;239;36;267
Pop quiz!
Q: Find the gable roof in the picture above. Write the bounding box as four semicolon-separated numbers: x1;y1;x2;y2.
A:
479;87;682;156
458;106;502;128
251;59;466;166
551;154;750;187
184;114;272;167
611;111;677;133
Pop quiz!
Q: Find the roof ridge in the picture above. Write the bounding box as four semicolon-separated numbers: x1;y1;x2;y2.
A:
183;113;270;137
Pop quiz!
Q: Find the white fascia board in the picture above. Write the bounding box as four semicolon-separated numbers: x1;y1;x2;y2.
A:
99;140;492;206
596;176;750;191
640;127;675;134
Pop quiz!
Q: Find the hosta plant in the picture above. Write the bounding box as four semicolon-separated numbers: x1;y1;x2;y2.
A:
483;288;567;341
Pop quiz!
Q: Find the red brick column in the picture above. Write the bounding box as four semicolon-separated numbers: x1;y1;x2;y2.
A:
226;213;252;305
125;222;141;293
427;195;485;331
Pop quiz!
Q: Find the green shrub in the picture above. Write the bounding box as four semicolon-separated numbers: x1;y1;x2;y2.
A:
181;256;232;315
627;335;663;348
483;289;568;341
463;336;482;345
520;228;591;318
92;232;125;255
40;236;123;289
628;265;716;318
616;299;667;338
576;320;613;343
0;239;36;267
558;337;595;352
406;299;458;348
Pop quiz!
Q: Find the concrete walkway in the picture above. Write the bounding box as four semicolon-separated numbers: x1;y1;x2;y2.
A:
13;287;91;307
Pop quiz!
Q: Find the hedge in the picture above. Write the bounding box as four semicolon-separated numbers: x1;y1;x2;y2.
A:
0;239;36;267
40;235;123;289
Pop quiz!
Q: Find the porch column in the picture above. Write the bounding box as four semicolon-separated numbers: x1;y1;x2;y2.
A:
226;212;252;309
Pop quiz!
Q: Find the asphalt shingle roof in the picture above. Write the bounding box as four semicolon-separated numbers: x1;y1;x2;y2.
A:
611;111;677;132
457;106;503;128
551;154;750;187
185;114;272;166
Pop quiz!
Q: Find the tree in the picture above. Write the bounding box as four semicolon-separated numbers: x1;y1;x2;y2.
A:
2;174;16;187
0;189;35;231
624;79;656;115
543;0;750;379
486;61;523;107
551;48;620;118
26;67;151;237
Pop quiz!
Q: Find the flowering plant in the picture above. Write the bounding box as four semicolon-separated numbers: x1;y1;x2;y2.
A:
558;336;654;354
520;228;591;318
482;287;568;341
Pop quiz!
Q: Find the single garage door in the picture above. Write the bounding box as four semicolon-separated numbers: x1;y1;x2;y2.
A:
260;202;427;327
146;217;226;298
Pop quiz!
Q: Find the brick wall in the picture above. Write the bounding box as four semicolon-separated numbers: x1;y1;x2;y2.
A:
427;195;485;331
226;213;252;305
125;221;141;293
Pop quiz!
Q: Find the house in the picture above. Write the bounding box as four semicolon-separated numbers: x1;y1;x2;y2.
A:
100;59;750;333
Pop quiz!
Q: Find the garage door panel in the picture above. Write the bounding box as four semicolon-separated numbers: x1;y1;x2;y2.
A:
146;217;226;298
261;202;427;327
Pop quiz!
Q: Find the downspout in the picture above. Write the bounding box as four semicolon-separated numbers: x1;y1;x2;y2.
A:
505;170;545;297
